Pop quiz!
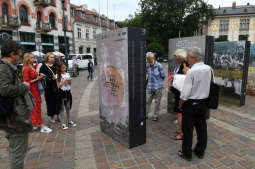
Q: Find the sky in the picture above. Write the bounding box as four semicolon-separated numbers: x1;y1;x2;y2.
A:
70;0;253;21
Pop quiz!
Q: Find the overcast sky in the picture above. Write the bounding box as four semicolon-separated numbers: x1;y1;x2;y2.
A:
70;0;253;21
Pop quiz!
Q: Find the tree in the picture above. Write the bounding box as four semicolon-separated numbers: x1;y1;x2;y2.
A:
147;42;165;58
140;0;214;48
117;0;214;54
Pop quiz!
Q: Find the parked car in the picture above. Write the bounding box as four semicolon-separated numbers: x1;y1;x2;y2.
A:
157;55;168;63
68;53;95;69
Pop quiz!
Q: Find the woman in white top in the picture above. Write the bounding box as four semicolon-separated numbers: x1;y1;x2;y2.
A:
56;63;77;130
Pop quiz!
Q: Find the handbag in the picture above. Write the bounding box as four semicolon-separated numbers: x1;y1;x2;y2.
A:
206;70;220;109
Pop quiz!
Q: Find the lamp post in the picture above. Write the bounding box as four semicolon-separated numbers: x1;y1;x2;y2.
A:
37;40;41;58
61;0;68;68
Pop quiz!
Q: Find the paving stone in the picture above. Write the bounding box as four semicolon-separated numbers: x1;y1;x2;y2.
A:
122;160;136;167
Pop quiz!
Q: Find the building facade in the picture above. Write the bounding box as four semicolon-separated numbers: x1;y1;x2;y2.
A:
0;0;74;54
202;2;255;43
70;4;115;54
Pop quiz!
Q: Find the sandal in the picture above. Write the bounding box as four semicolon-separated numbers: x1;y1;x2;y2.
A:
174;131;181;135
172;134;183;140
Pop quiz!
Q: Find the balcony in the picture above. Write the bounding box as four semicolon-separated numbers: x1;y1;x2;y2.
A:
36;22;51;33
34;0;51;7
0;16;19;29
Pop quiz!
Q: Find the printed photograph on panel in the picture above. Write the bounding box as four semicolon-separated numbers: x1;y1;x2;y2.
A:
213;41;246;105
247;44;255;96
97;31;130;146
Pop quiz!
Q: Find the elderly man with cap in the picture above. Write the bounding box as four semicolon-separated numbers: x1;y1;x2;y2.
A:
146;52;165;121
178;47;212;161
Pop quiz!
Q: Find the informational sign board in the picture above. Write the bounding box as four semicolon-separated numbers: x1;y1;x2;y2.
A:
212;41;250;106
168;36;214;113
97;27;146;148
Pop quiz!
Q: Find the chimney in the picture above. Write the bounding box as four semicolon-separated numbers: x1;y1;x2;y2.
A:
232;1;236;9
247;3;250;6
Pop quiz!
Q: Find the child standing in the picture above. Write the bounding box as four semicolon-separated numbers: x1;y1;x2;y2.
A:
87;57;94;80
56;63;77;130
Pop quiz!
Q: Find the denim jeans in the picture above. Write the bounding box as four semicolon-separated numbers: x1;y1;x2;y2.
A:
59;98;71;124
146;89;163;118
88;71;93;80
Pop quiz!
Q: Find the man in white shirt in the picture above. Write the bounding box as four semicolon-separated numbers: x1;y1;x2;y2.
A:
178;47;212;161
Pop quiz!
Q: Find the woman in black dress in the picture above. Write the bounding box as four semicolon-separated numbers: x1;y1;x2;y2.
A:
171;49;189;140
40;52;60;123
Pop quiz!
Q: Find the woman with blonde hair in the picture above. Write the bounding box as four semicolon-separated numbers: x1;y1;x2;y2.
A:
171;49;189;140
22;53;52;133
39;52;60;123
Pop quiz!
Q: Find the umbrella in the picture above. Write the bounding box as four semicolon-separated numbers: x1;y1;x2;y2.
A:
53;51;65;57
32;51;45;57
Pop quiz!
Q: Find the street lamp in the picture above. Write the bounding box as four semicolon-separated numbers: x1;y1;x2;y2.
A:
36;40;41;58
61;0;69;68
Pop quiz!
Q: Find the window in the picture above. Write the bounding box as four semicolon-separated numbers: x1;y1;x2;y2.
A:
79;46;83;54
36;12;41;28
41;34;54;43
215;35;228;42
239;35;249;41
240;18;250;31
78;28;81;39
86;47;90;53
86;28;89;40
49;13;56;28
19;32;35;42
2;3;9;23
71;8;74;16
219;20;229;32
50;0;54;4
93;29;96;40
19;5;28;24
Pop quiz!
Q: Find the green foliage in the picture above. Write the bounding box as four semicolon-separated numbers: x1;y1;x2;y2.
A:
117;0;214;53
147;42;165;58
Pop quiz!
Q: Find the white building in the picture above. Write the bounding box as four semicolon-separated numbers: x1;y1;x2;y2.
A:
70;4;115;54
0;0;74;54
202;2;255;43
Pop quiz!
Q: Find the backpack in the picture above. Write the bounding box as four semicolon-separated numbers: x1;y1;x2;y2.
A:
0;60;16;122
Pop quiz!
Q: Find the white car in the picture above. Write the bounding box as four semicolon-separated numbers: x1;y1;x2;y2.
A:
68;53;95;69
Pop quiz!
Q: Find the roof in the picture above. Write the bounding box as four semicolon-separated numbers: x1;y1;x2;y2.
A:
215;5;255;16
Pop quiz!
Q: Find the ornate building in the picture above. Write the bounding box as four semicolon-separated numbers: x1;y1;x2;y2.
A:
201;2;255;43
70;4;116;54
0;0;74;54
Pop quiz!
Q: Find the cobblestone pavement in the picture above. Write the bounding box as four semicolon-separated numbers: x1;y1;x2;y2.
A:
1;63;255;169
0;69;92;169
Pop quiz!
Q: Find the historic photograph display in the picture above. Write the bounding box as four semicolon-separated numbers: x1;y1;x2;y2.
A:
212;41;250;106
168;36;214;113
247;44;255;96
97;28;146;148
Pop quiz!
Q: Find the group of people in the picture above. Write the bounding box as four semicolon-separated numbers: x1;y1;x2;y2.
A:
0;40;77;169
146;47;212;161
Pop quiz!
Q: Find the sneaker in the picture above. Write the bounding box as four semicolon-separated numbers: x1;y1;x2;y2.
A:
152;117;158;121
40;126;52;133
62;124;68;130
50;119;56;124
68;121;77;127
33;126;39;131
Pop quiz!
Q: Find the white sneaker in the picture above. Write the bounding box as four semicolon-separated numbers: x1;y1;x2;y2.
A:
68;121;77;127
33;126;39;130
62;124;68;130
50;119;56;124
40;126;52;133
